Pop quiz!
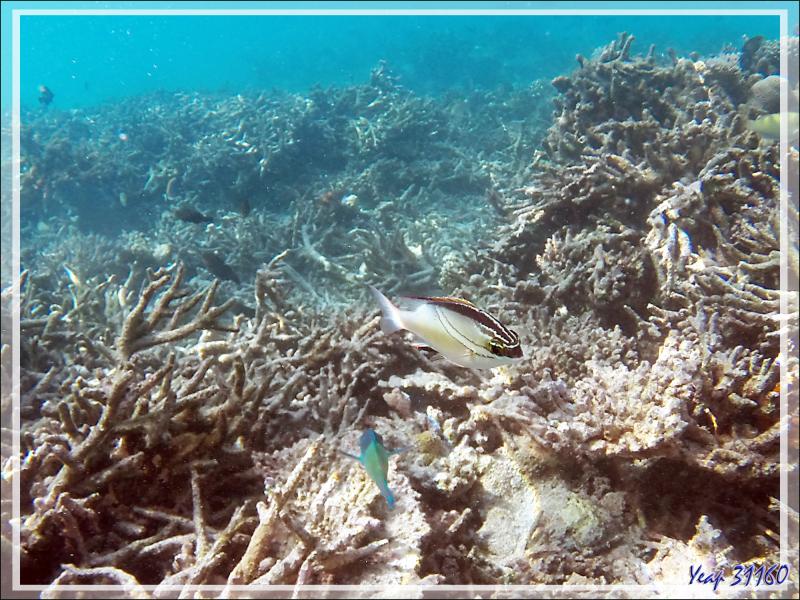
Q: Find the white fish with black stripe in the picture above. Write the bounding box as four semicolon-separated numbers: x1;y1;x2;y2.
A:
369;286;523;369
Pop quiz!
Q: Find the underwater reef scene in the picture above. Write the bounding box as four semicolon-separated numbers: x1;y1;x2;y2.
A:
2;31;799;597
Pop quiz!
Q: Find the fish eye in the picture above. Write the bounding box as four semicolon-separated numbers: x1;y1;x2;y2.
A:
488;340;504;353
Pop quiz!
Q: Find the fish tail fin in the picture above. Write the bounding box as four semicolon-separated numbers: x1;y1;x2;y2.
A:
369;286;404;335
381;485;397;510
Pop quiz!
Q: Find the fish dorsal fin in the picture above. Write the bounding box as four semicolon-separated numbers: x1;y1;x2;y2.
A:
405;295;477;308
428;297;519;349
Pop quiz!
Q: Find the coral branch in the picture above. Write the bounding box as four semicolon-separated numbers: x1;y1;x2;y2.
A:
116;263;236;359
227;439;321;584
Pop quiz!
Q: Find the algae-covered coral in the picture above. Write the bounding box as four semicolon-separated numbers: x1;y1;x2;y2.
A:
1;31;798;597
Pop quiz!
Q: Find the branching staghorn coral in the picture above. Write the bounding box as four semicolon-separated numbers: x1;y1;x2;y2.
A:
116;263;236;359
13;261;263;585
202;189;448;308
12;231;455;585
18;351;256;581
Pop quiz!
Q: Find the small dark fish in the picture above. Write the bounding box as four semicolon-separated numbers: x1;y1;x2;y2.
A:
740;35;764;72
38;85;54;106
237;198;251;217
201;251;240;284
174;206;213;224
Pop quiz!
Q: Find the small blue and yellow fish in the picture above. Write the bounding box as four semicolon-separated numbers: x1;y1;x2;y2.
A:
341;429;401;510
370;286;523;369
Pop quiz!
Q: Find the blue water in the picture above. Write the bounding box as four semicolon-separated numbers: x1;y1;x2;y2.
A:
19;13;781;110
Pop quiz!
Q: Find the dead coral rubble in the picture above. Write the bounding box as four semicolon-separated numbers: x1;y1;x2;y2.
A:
434;32;792;582
16;265;259;585
9;252;438;588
